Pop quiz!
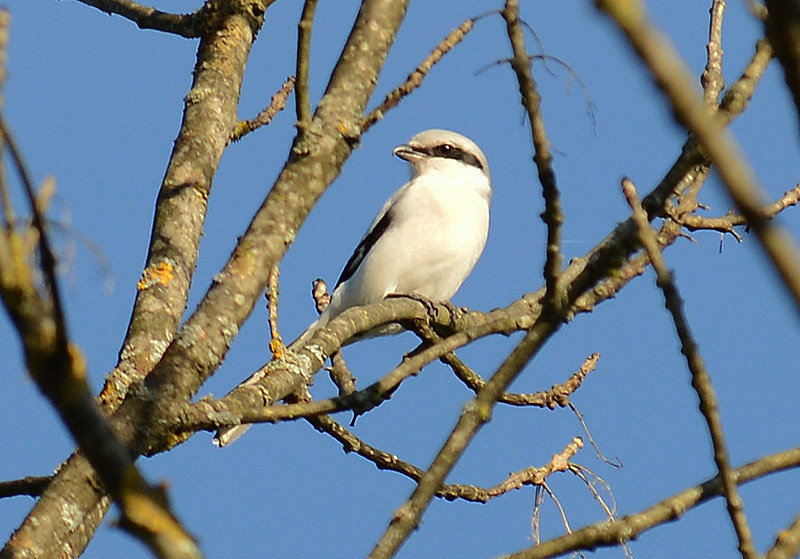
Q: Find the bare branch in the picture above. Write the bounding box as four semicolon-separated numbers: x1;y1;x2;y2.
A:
502;0;565;314
765;506;800;559
8;1;276;556
764;0;800;131
266;265;285;358
295;0;318;125
498;446;800;559
230;76;296;142
623;177;757;559
0;116;203;559
0;476;51;499
311;414;587;505
361;17;476;132
595;0;800;323
701;0;726;105
75;0;199;37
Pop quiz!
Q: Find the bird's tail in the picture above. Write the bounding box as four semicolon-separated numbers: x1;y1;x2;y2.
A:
212;422;251;447
212;314;327;447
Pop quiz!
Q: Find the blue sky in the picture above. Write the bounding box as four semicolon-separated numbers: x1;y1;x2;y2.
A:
3;1;800;558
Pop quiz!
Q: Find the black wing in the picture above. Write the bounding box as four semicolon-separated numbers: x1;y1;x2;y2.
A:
335;207;395;288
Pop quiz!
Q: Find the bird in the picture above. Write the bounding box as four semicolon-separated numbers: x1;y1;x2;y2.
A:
213;129;491;447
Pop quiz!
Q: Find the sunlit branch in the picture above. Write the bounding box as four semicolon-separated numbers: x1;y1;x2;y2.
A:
701;0;727;105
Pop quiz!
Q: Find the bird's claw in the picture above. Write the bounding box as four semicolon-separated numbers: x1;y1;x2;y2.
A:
388;293;462;324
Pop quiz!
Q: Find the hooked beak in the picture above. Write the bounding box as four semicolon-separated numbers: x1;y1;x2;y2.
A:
393;143;422;162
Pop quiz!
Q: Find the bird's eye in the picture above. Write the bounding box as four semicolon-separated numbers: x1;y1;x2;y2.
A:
434;143;454;157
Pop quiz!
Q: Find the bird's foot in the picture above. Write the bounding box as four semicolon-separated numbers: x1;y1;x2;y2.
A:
387;293;463;325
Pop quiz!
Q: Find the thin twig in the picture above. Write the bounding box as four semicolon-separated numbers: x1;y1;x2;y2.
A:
622;177;757;559
413;320;599;408
310;413;585;504
266;265;284;358
476;53;599;135
75;0;199;37
569;402;621;468
361;17;476;132
0;475;51;498
540;482;573;540
230;76;295;142
503;0;565;314
498;446;800;559
0;117;68;353
570;464;617;519
532;485;545;544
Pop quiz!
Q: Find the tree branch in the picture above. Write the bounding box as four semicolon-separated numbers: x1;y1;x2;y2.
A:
764;0;800;132
701;0;726;105
295;0;318;125
361;17;476;133
502;0;565;314
310;413;586;504
765;505;800;559
498;446;800;559
0;476;51;499
229;75;295;142
76;0;200;37
596;0;800;322
0;117;202;559
623;177;757;559
5;2;275;557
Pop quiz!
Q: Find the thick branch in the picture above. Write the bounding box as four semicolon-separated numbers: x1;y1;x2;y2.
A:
0;118;201;559
4;2;272;557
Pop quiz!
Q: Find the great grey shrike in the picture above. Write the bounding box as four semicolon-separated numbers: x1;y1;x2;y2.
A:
213;129;491;446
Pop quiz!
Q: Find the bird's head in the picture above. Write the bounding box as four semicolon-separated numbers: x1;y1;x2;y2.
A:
393;129;490;184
